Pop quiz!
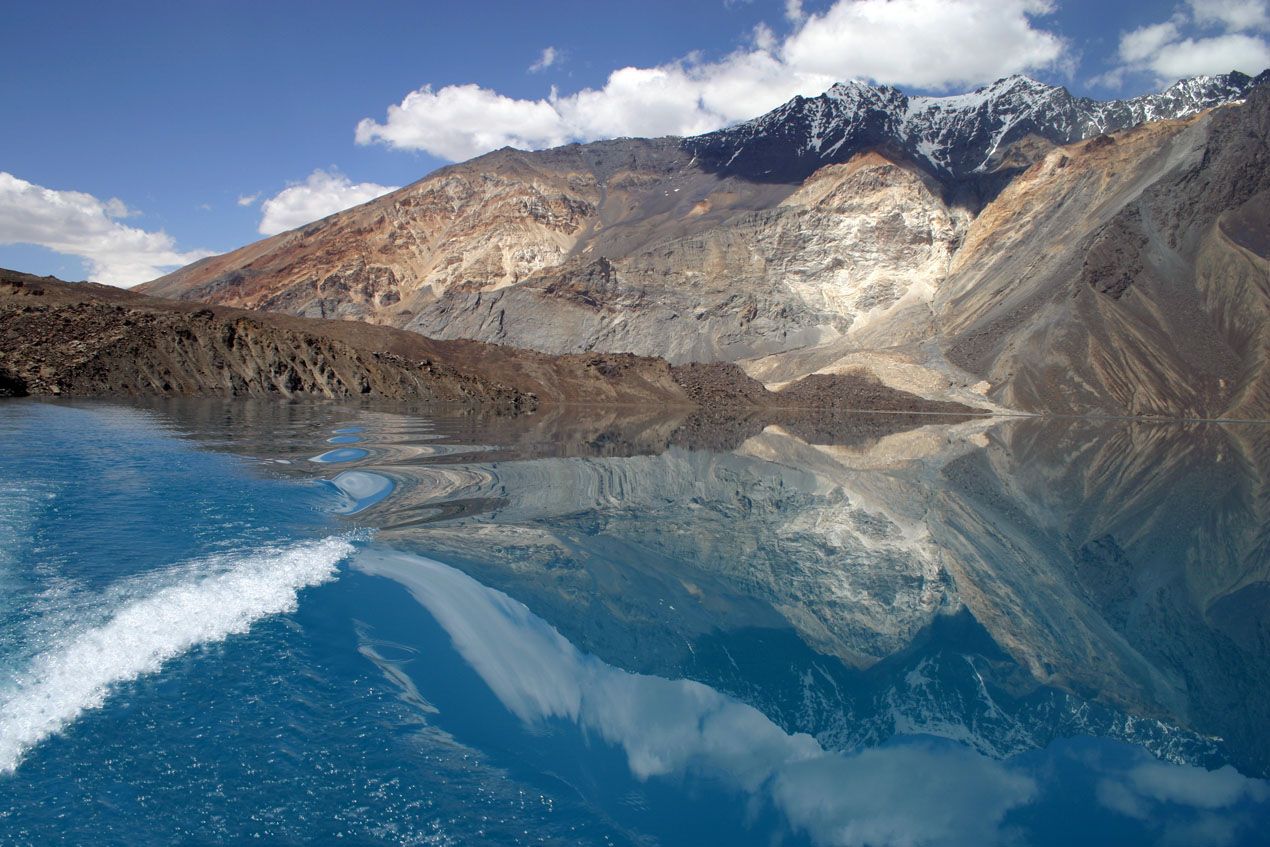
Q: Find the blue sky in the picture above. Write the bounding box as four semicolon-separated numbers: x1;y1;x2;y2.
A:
2;0;1268;285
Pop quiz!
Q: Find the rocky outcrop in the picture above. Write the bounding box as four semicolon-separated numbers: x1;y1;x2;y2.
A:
400;151;966;364
140;72;1270;418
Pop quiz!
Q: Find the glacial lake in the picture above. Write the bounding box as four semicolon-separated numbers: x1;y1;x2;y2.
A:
0;399;1267;846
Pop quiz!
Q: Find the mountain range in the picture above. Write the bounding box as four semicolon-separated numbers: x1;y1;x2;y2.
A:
142;71;1270;418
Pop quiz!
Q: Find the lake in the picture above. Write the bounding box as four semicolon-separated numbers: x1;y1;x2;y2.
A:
0;399;1266;845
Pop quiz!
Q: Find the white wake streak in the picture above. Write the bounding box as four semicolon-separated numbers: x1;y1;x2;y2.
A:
0;537;353;774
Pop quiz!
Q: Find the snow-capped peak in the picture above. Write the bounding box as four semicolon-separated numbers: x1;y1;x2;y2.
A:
685;70;1266;182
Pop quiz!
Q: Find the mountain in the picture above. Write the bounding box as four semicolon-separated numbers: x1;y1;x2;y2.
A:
685;72;1265;185
141;71;1270;418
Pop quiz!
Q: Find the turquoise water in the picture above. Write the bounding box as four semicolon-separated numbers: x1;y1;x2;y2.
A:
0;399;1266;845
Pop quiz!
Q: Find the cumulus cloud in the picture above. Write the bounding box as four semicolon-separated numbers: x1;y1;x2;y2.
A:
529;46;557;73
0;172;214;287
1190;0;1270;31
781;0;1068;88
1145;33;1270;77
257;169;399;236
1103;0;1270;85
236;193;260;207
1119;21;1183;63
355;84;572;161
356;0;1069;162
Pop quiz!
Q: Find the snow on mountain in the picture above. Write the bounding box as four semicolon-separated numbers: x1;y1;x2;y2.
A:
686;70;1270;181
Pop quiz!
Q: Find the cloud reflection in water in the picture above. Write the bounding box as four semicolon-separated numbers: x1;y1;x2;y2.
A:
357;548;1039;846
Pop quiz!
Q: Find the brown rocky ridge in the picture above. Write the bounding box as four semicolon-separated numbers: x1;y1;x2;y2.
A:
0;269;977;417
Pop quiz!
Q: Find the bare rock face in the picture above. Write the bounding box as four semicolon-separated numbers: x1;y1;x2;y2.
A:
139;72;1270;418
401;151;963;364
140;151;612;321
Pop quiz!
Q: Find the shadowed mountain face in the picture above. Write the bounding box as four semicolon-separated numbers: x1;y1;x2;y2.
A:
136;400;1268;781
684;72;1266;185
141;72;1270;418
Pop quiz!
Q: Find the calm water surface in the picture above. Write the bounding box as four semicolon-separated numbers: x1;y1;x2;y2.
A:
0;398;1266;845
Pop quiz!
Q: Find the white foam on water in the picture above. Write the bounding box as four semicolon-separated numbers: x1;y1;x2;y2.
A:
0;536;353;775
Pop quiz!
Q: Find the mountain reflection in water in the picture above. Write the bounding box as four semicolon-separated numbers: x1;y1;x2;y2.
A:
96;399;1270;843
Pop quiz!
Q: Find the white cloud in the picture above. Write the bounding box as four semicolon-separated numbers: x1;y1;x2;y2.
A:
1107;0;1270;85
1190;0;1270;31
236;193;260;207
529;46;557;73
356;0;1069;162
0;172;214;287
1146;32;1270;77
1118;21;1183;64
257;169;399;236
355;84;572;161
751;21;778;51
785;0;806;24
781;0;1067;89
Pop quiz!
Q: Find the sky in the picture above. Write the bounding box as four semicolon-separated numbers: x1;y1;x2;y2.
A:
2;0;1268;286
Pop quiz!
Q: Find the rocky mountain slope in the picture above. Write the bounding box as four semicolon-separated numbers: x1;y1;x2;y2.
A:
141;72;1270;418
0;269;973;415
